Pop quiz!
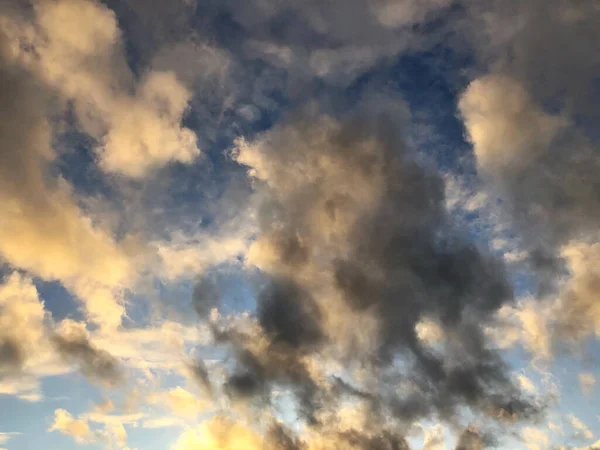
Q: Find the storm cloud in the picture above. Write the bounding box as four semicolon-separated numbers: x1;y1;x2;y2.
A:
205;95;537;445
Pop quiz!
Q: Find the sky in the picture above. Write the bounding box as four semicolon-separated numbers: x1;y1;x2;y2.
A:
0;0;599;449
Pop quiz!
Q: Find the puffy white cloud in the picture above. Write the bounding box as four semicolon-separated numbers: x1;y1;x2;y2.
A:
422;424;445;450
171;415;263;450
48;409;95;444
490;299;553;360
152;386;211;418
0;31;136;330
7;0;200;179
459;75;566;175
521;426;549;450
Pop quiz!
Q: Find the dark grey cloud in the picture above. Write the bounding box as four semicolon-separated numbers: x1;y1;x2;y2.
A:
258;278;324;350
186;359;213;395
338;430;411;450
192;276;220;317
264;422;305;450
454;428;492;450
457;0;600;345
208;94;537;442
52;331;123;388
0;337;25;378
460;0;600;250
466;0;600;122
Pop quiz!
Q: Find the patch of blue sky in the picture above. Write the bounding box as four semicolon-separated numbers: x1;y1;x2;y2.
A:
33;278;84;323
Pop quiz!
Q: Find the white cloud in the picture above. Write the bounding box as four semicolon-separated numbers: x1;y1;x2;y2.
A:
48;409;95;444
459;75;566;175
171;416;263;450
521;426;549;450
0;432;20;448
569;414;594;440
422;424;445;450
7;0;200;179
517;375;537;393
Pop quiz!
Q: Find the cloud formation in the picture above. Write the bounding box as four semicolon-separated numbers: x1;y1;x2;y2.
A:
201;97;538;445
0;0;599;448
8;0;200;178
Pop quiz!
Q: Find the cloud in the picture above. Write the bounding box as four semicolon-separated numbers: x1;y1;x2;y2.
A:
1;0;598;446
0;272;70;400
459;75;566;176
49;407;140;448
554;242;600;342
578;440;600;450
172;415;263;450
83;411;145;448
155;231;250;282
142;416;183;430
454;428;487;450
569;414;594;441
0;30;136;329
0;273;47;378
206;96;538;444
465;0;600;124
521;426;549;450
457;0;600;361
6;0;200;179
422;425;445;450
370;0;452;28
517;375;537;394
578;373;596;395
48;409;95;444
0;432;20;448
157;386;211;418
52;319;123;387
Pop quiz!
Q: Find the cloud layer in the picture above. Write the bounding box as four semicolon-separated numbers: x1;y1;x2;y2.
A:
1;0;599;449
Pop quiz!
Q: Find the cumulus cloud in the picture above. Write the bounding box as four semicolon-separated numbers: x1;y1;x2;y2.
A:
49;409;95;444
172;415;263;450
459;75;566;175
1;0;599;447
521;426;550;450
0;29;136;329
5;0;200;179
422;425;445;450
201;96;538;446
457;0;600;364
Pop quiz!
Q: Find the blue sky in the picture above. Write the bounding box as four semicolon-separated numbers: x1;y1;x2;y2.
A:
0;0;599;449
